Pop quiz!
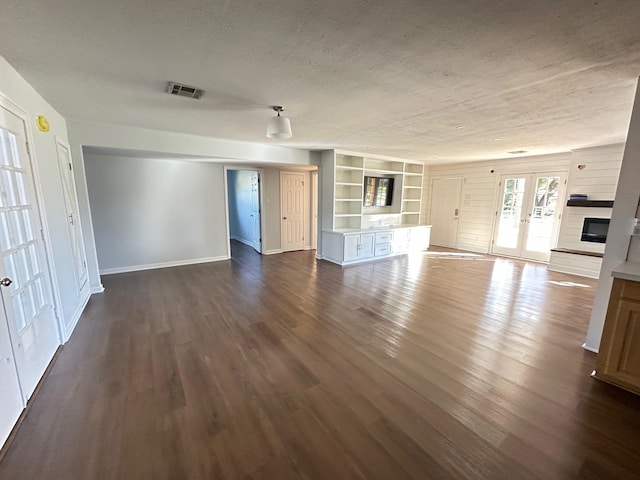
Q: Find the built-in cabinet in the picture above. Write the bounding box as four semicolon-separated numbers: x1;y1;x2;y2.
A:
344;233;375;262
320;150;431;265
323;226;431;266
594;276;640;395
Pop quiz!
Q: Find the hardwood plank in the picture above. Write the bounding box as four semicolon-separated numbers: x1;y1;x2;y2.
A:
1;241;640;479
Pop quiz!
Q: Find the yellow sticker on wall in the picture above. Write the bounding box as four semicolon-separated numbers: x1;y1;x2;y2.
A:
36;115;50;132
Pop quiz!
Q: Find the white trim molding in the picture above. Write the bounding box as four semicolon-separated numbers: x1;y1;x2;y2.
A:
63;290;91;342
100;255;229;275
263;249;283;255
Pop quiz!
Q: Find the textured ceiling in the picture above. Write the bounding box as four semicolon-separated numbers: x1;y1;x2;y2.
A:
2;0;640;163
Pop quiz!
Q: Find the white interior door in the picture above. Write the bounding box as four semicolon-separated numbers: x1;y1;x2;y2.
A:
281;172;305;252
0;310;22;447
430;177;462;247
55;138;89;296
250;171;261;253
0;105;59;400
492;172;565;262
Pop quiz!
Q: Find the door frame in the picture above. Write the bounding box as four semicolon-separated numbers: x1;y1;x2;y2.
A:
223;166;266;257
280;171;306;252
490;170;567;262
55;136;90;297
0;94;63;345
429;176;463;248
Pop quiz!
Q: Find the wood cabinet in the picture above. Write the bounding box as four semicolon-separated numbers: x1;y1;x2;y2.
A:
595;278;640;395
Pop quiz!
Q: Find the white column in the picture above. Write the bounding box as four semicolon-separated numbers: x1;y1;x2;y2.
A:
584;79;640;352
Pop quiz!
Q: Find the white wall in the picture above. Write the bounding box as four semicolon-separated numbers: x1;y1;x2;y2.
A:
84;154;228;274
227;169;256;245
67;120;316;290
585;81;640;352
262;168;282;254
261;167;314;254
428;153;571;253
0;55;88;338
548;144;623;278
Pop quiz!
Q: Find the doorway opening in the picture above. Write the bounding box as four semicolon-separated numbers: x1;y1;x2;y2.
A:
225;168;264;257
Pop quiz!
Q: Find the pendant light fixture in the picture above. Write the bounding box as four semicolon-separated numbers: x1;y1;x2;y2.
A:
266;106;292;139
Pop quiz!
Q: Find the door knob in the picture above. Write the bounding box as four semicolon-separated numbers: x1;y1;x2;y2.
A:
0;277;13;287
283;217;287;220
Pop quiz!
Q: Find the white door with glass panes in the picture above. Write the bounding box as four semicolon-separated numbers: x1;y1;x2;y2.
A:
0;104;59;401
492;173;566;262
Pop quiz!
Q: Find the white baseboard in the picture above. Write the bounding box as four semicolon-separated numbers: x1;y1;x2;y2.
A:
63;290;91;342
90;284;105;294
263;249;283;255
100;255;229;275
230;236;254;248
582;342;599;354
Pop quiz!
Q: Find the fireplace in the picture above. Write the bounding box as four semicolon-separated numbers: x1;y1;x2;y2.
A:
581;217;610;244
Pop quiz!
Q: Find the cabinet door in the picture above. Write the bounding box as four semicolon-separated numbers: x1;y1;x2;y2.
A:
360;233;375;258
344;235;360;262
393;228;409;254
598;297;640;391
409;226;430;251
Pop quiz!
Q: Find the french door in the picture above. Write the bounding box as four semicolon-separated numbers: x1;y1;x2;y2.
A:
0;104;59;401
492;172;566;262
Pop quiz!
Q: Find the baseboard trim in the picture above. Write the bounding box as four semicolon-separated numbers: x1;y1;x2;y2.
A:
90;284;105;294
0;344;63;462
100;256;229;275
230;236;254;248
582;342;599;354
263;249;283;255
63;290;91;343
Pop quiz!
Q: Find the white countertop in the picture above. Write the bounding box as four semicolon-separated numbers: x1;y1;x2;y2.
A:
611;261;640;282
324;224;431;234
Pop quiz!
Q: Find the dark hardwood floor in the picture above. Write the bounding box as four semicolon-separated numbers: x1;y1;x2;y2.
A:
1;242;639;479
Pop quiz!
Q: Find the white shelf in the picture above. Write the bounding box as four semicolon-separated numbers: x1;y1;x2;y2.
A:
335;213;361;217
403;185;421;189
403;199;421;202
336;166;363;171
336;198;362;202
336;182;362;186
403;172;423;177
364;169;403;175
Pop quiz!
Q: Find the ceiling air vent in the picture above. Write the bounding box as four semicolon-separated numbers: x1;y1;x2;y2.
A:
167;82;204;99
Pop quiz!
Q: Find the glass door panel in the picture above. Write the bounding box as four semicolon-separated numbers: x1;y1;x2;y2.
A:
493;176;528;256
522;174;564;262
492;172;565;262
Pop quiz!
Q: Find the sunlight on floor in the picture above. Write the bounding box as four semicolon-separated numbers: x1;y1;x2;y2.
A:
422;251;482;257
548;280;591;288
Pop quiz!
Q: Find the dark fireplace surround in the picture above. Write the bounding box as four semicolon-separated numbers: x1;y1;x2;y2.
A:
581;217;610;244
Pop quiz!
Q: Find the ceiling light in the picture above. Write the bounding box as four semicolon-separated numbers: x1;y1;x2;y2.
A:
266;106;292;139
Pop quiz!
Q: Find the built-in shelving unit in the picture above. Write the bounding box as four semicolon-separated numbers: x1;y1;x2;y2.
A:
321;150;426;232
